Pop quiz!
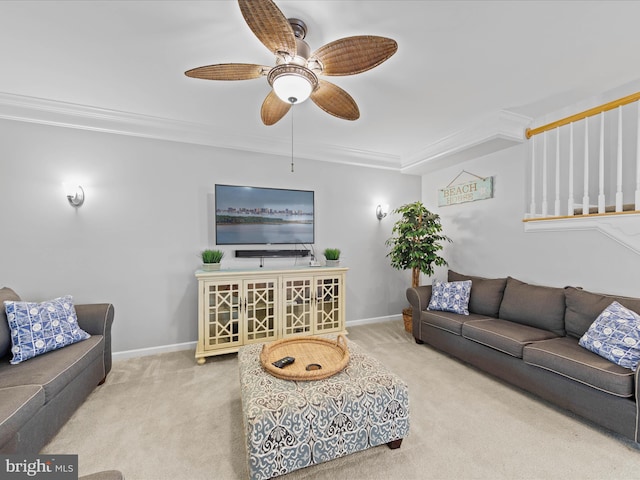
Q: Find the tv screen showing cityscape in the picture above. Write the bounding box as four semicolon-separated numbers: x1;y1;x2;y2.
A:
215;184;315;245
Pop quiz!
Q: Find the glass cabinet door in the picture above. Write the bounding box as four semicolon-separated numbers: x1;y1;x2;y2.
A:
244;279;278;343
204;281;241;350
282;276;313;336
314;275;343;333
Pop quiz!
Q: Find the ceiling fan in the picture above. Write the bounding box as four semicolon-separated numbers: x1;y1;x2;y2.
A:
185;0;398;126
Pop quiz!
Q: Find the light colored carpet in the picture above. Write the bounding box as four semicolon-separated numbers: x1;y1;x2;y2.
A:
43;320;640;479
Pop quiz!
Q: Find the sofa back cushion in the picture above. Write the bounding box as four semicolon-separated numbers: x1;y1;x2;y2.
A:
448;270;507;317
498;277;566;335
565;286;640;339
0;287;21;359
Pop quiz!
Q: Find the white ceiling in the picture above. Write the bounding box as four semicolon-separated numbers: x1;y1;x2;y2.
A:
2;0;640;172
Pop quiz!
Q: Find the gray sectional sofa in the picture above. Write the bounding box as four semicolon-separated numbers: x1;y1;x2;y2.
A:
0;287;115;453
407;270;640;445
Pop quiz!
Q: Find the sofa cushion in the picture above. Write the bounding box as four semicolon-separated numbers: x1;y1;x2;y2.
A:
448;271;507;317
523;337;634;397
462;319;558;358
4;295;90;364
0;385;44;449
420;310;489;336
0;288;21;360
428;280;472;315
498;277;566;336
565;286;640;339
0;335;104;403
578;302;640;370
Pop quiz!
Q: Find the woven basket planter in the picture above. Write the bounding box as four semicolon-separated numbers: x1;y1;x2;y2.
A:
402;307;412;333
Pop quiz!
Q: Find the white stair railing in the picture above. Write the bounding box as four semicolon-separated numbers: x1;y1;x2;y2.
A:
541;131;548;216
582;119;589;216
636;102;640;209
598;111;605;214
530;136;536;216
567;122;574;216
525;92;640;219
554;127;561;217
616;106;623;212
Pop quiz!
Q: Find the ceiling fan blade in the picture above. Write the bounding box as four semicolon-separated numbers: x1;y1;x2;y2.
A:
238;0;296;58
310;36;398;76
261;90;292;125
185;63;270;80
310;80;360;121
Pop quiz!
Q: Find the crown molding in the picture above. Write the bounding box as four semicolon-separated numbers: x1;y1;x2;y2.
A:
0;93;536;175
0;92;402;171
400;110;532;175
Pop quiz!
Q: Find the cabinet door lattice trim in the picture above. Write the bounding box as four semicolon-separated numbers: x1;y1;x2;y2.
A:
315;276;342;333
245;280;278;343
205;282;241;349
283;278;313;336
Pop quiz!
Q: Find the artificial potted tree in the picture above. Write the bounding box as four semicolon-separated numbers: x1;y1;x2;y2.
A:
323;248;341;267
385;201;450;332
201;249;224;271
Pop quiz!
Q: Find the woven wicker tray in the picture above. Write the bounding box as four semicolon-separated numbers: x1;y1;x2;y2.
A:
260;335;349;381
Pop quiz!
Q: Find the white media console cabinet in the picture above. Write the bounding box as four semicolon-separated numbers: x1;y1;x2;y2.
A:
195;266;348;364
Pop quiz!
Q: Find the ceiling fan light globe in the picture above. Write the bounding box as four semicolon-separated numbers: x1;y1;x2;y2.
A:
273;74;313;103
268;64;318;104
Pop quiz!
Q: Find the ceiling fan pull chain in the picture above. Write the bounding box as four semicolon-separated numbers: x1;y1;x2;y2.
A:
290;97;296;172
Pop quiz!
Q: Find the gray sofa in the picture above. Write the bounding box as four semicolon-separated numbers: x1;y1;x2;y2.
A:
407;270;640;445
0;287;115;453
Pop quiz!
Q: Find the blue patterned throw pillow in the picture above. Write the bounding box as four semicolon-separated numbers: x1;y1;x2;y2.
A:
428;280;472;315
4;295;90;364
579;301;640;370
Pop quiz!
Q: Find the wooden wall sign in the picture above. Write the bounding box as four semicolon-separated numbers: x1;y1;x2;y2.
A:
438;173;493;207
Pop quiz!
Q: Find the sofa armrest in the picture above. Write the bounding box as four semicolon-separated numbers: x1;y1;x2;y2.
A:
75;303;115;378
636;364;640;443
407;286;432;340
406;286;432;313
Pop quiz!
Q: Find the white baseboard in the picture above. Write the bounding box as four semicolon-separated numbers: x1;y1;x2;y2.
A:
113;341;197;361
346;314;402;327
111;315;401;360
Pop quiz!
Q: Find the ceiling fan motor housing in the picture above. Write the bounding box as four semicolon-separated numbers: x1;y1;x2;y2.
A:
289;18;307;39
269;19;317;104
275;19;310;66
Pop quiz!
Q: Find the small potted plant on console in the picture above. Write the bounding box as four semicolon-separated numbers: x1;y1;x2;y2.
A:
201;249;224;271
323;248;341;267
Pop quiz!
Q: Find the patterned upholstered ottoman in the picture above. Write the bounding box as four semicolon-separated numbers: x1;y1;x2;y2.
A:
238;339;409;480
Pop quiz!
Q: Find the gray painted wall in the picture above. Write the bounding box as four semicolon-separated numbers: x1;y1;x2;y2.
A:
0;118;421;353
421;143;639;297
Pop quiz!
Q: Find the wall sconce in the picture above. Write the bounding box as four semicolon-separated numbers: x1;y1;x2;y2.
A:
65;184;85;207
376;204;389;220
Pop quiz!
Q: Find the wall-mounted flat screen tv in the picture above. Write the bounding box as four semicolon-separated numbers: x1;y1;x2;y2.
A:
215;184;315;245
